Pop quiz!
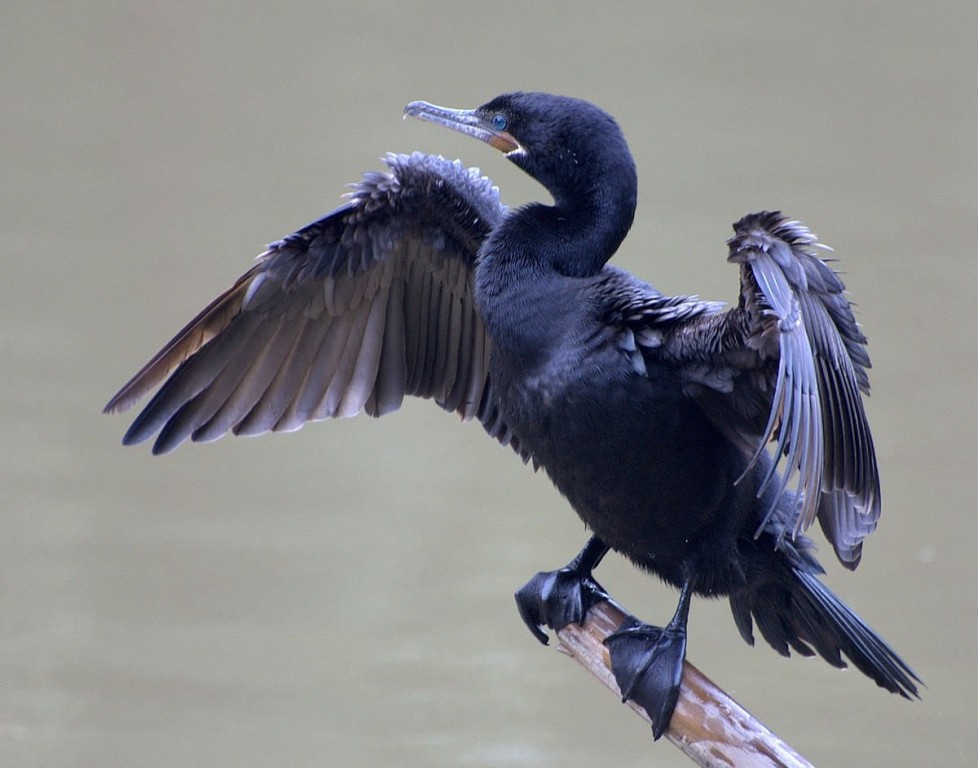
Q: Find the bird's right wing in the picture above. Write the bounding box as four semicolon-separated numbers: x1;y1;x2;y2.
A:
105;152;520;456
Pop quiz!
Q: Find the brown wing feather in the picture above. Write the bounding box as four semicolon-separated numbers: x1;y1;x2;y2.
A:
104;263;264;415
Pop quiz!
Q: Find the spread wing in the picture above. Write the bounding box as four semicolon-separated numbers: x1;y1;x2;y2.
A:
105;152;520;456
646;212;879;567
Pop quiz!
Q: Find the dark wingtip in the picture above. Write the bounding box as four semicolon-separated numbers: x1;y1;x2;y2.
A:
120;417;153;447
118;397;179;451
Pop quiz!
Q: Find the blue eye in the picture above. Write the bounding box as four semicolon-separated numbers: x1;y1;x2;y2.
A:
491;114;507;131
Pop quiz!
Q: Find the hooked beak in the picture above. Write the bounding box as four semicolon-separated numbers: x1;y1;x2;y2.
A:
404;100;520;154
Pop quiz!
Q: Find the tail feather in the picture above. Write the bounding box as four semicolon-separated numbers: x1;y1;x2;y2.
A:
730;564;920;699
794;570;919;697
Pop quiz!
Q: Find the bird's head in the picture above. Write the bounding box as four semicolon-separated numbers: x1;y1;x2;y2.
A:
405;92;636;212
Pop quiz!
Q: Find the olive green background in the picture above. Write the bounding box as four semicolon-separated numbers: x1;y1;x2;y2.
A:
3;2;975;766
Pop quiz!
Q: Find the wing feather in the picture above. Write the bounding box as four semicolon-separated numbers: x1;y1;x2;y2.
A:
728;212;879;564
646;212;879;567
233;315;331;435
192;314;301;442
105;153;515;456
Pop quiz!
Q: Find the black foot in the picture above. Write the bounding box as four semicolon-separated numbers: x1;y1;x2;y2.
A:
604;617;687;740
515;568;610;644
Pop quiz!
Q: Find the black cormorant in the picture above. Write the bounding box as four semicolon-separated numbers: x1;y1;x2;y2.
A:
105;92;919;739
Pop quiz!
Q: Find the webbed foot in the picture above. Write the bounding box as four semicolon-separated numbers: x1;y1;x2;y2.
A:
604;578;693;740
515;567;610;643
604;617;687;739
515;536;610;644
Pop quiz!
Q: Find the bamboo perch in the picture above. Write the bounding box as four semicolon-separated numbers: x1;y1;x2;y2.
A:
551;598;813;768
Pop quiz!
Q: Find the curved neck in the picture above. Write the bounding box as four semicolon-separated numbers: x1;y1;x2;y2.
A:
474;167;637;367
496;165;637;279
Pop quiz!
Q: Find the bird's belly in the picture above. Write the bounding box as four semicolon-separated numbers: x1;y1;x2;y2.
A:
502;366;745;583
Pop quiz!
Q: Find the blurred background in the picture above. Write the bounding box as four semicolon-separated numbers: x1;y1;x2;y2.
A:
3;2;975;766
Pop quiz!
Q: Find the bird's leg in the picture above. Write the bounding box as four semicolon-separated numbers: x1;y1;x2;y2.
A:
515;535;611;644
603;578;693;740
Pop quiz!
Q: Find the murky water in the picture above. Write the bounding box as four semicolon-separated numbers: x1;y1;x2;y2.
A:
3;3;975;766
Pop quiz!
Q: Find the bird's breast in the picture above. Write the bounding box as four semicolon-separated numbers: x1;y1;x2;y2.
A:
493;351;738;578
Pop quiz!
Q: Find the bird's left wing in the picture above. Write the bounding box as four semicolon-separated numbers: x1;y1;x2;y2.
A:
628;212;879;567
105;153;518;455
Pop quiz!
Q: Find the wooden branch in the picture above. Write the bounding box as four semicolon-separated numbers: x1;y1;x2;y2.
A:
553;598;813;768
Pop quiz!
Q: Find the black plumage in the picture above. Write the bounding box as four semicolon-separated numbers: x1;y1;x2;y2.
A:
106;92;919;739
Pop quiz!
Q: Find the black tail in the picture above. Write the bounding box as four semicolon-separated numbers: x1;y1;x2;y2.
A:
730;542;921;699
